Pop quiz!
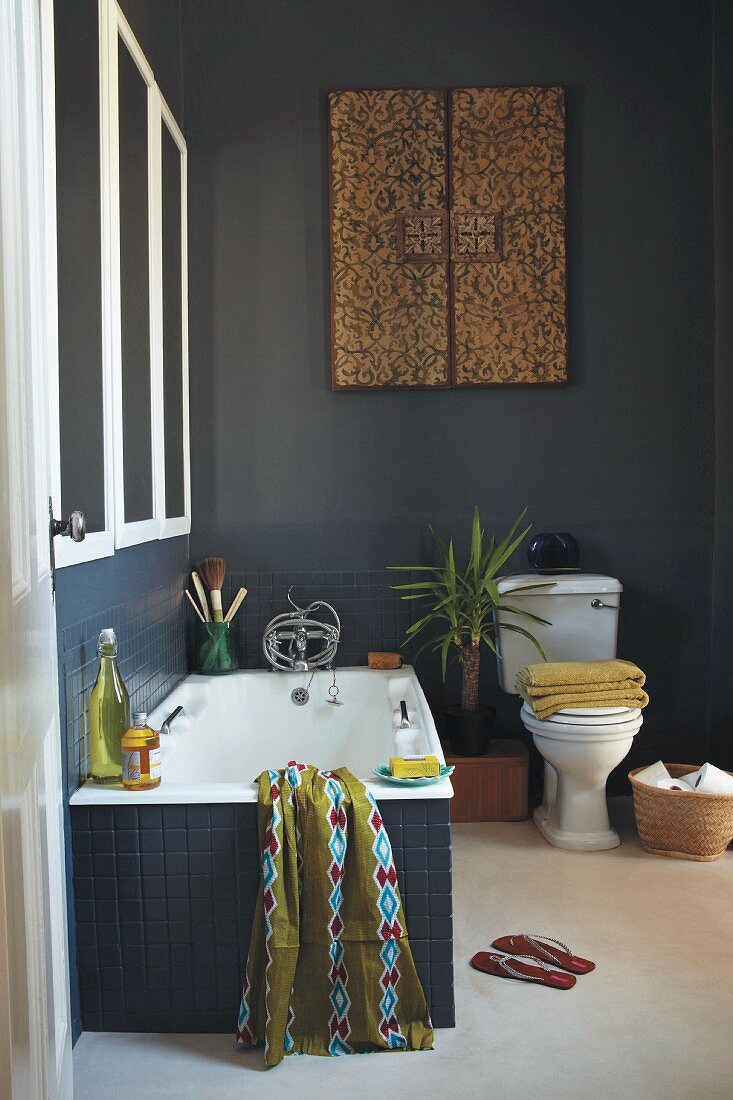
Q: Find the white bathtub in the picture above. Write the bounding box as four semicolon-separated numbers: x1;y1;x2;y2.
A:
69;665;453;805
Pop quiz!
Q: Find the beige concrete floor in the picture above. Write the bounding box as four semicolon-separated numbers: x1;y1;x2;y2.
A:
73;799;733;1100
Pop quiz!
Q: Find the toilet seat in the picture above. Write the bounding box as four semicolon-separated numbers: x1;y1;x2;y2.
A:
520;702;643;743
521;702;641;727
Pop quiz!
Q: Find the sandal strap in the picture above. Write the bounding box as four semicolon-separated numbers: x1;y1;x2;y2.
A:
512;933;572;961
491;952;556;983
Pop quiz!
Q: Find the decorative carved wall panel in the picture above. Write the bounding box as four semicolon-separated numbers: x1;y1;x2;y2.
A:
451;87;566;385
329;87;566;389
329;90;450;389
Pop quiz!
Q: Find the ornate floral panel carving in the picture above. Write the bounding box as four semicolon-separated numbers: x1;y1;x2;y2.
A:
450;210;502;263
396;211;449;262
329;90;450;389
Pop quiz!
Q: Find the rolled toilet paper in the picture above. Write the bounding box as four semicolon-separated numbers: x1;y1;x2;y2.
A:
634;760;672;787
683;762;733;795
656;776;694;792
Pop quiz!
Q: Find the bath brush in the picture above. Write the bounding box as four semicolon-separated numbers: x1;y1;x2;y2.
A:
198;556;227;622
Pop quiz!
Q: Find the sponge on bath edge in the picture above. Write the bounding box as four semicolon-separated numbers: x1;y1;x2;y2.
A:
368;652;403;670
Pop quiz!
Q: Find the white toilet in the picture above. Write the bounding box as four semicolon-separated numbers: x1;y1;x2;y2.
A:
495;574;643;851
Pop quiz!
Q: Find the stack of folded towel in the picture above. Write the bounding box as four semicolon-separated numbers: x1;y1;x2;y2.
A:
515;658;649;720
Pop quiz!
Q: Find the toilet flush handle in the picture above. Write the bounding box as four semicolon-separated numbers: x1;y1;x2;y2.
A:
591;598;613;609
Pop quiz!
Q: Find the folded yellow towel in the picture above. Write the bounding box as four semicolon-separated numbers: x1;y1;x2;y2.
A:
390;755;440;778
516;659;646;691
516;659;649;720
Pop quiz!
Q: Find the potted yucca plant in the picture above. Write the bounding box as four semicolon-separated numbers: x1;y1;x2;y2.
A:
390;507;549;756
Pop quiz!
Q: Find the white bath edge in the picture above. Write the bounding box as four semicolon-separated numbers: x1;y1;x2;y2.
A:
70;665;454;805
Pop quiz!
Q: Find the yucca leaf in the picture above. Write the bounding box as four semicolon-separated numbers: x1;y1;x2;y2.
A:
493;603;552;626
469;506;482;582
428;523;450;562
480;632;500;657
480;534;496;573
413;634;447;662
485;524;532;578
390;580;443;591
501;622;548;659
388;565;450;573
447;539;456;586
503;579;557;593
440;632;453;680
482;578;501;604
404;612;440;636
397;593;439;602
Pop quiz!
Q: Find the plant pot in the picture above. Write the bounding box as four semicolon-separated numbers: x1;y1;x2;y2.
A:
444;704;496;757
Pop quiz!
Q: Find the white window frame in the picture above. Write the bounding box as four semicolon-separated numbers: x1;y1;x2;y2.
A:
156;95;191;540
107;2;159;548
48;0;117;567
51;0;190;565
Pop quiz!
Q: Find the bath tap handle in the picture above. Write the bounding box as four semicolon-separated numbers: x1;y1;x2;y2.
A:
399;701;410;729
161;705;184;735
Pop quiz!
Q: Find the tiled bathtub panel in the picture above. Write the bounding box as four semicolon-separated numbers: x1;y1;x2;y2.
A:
71;798;454;1033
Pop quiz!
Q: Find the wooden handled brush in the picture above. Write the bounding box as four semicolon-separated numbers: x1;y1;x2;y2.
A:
198;556;227;622
224;586;247;623
185;589;205;622
191;571;210;622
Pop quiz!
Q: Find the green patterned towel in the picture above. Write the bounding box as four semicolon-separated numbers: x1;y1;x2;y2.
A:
236;762;434;1067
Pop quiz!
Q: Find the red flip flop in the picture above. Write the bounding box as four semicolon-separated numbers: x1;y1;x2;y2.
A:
470;951;576;989
491;934;595;975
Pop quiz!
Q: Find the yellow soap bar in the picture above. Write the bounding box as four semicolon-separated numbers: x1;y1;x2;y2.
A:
390;755;440;778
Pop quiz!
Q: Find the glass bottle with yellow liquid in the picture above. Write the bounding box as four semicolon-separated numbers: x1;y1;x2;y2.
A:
89;629;130;784
121;712;162;791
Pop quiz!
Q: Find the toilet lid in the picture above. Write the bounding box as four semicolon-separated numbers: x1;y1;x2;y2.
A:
521;702;642;726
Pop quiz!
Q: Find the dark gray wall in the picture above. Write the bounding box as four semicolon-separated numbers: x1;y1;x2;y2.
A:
711;0;733;769
183;0;715;768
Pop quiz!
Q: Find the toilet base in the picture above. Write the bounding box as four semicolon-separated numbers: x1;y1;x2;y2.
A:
533;806;621;851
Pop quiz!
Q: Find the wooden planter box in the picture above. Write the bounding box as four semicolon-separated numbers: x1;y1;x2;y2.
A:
445;739;529;822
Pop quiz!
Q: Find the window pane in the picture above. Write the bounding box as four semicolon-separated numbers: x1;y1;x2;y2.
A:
161;121;185;519
55;0;105;532
118;37;153;522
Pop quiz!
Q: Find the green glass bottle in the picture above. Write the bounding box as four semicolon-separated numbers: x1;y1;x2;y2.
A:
89;629;130;784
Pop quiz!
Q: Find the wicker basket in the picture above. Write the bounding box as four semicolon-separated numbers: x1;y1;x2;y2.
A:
629;763;733;861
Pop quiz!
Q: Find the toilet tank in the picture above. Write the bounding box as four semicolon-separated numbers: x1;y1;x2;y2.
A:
495;574;623;695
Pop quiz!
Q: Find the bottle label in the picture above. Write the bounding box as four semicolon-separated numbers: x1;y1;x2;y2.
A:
122;750;141;783
148;746;162;781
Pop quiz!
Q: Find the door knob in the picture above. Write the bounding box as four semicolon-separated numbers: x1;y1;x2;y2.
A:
50;509;86;542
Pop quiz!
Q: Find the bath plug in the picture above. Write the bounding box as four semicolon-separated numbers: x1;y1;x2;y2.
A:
390;755;440;779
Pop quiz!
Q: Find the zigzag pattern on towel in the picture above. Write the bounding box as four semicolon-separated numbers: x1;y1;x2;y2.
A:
367;791;406;1050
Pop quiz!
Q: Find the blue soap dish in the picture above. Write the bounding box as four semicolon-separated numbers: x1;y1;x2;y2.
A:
373;764;454;787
